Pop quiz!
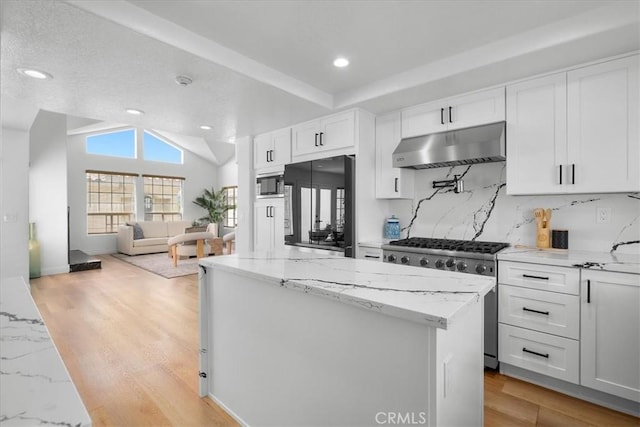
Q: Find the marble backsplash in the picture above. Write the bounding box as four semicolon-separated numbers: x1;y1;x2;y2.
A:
387;162;639;255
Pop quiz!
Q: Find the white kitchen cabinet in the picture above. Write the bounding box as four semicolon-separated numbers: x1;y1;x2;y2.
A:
375;112;414;199
498;261;580;295
254;199;284;252
567;55;639;193
357;244;383;261
581;269;640;402
499;323;580;384
507;54;639;195
506;73;567;195
499;285;579;339
401;87;505;138
291;110;355;160
254;127;291;173
498;260;580;384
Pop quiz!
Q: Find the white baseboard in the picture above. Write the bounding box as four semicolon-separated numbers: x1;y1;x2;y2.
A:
207;393;248;427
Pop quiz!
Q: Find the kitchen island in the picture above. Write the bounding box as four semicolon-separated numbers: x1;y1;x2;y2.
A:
198;249;495;426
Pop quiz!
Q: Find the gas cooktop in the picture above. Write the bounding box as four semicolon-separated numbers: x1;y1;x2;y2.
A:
387;237;509;254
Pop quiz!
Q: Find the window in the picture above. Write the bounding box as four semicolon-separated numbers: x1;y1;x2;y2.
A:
223;186;237;228
86;129;136;159
143;175;184;221
143;131;183;164
86;171;136;234
335;188;345;231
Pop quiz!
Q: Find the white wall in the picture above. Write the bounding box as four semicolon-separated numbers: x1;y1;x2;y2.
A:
0;127;30;280
29;111;69;275
67;127;218;255
235;137;253;252
217;155;238;236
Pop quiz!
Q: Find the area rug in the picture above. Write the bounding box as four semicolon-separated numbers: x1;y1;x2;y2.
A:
111;252;199;279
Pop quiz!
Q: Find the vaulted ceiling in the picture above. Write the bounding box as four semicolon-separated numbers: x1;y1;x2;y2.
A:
1;0;638;164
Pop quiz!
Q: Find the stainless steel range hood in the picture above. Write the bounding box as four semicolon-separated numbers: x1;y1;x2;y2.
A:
392;121;506;169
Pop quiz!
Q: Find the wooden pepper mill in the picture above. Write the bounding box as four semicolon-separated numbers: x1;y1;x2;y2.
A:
534;208;552;249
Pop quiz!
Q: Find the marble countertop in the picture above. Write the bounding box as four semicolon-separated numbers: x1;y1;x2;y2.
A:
199;248;495;330
498;247;640;275
358;240;392;249
1;277;92;427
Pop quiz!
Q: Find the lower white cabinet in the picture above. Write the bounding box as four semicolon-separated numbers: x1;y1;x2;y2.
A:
499;323;579;384
254;199;284;252
581;269;640;402
357;244;383;261
499;285;579;339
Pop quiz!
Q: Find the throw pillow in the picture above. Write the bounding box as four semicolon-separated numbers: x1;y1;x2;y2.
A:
131;223;144;240
183;225;207;245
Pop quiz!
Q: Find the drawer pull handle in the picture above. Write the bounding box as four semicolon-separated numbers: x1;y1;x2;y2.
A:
522;347;549;359
587;279;591;303
364;255;380;259
522;274;549;280
522;307;550;316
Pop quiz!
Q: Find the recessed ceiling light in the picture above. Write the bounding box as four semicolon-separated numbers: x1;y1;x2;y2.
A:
125;108;144;115
17;68;53;80
200;125;212;130
333;57;349;68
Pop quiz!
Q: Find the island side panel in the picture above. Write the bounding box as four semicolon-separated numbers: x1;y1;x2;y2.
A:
436;299;484;426
207;269;438;426
198;265;209;397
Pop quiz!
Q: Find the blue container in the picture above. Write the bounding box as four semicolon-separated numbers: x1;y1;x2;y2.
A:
385;215;401;240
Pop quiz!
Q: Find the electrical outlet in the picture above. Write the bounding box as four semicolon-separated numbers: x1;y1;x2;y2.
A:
597;207;611;224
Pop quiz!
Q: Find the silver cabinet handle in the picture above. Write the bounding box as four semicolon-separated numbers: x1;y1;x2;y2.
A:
394;177;398;192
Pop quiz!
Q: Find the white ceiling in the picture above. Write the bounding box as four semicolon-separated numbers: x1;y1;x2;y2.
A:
1;0;639;165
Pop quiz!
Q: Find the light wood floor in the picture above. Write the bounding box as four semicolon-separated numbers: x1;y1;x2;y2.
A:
30;255;639;427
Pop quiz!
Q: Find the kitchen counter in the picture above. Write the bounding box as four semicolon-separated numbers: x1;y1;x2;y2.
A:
199;248;495;329
498;247;640;274
0;277;91;427
198;248;491;426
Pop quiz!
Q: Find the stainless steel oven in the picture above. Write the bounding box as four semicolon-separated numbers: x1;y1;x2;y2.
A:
382;237;508;369
256;172;284;199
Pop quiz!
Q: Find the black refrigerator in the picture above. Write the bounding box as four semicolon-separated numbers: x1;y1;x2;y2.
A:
284;155;355;257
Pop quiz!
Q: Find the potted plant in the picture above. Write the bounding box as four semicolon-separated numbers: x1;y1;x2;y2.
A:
192;187;235;237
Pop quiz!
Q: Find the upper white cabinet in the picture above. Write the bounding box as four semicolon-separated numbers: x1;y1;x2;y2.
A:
401;87;505;138
375;112;414;199
567;56;639;193
291;110;355;160
581;269;640;402
254;127;291;173
506;73;568;195
507;55;639;195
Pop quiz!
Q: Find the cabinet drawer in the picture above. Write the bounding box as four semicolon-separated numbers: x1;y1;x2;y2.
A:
358;246;383;261
499;323;579;384
499;285;579;339
498;261;579;295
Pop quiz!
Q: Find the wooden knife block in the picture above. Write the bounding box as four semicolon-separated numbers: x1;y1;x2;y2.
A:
537;226;550;249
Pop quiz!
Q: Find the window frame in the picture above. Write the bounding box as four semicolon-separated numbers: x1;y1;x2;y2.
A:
223;186;238;228
85;128;137;159
142;130;184;165
86;170;137;235
142;174;185;222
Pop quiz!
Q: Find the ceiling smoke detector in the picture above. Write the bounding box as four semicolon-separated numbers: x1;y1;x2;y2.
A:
175;75;193;86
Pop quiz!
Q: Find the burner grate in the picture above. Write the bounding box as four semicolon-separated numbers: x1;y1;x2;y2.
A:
389;237;508;254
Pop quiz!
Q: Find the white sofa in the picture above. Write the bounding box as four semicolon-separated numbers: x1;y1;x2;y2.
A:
117;221;192;255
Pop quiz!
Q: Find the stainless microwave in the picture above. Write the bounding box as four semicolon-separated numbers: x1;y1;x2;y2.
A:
256;173;285;198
